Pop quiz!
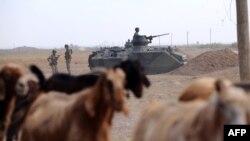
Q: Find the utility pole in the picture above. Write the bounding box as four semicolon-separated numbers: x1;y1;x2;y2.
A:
210;28;212;47
187;31;189;47
171;33;173;46
158;36;161;46
236;0;250;81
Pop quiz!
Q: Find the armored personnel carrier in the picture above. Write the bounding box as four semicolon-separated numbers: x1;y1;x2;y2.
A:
88;27;187;74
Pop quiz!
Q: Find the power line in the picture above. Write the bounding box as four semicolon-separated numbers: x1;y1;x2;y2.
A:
222;0;236;25
222;0;230;18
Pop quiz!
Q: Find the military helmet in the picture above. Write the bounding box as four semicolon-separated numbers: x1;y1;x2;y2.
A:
65;44;69;48
52;49;56;53
135;27;139;32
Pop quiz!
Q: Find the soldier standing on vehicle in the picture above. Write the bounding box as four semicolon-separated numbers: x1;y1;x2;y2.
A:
64;44;72;74
132;27;152;46
134;27;140;37
47;49;60;74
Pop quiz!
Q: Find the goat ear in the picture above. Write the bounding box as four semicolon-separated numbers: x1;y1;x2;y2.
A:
122;106;129;116
100;75;113;101
143;76;150;87
215;79;228;95
233;82;250;93
27;80;34;95
106;80;114;98
206;79;225;106
0;77;5;100
85;99;95;117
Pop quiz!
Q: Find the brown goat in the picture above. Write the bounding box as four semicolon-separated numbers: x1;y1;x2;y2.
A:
19;68;128;141
132;79;250;141
179;77;218;102
178;77;250;102
6;74;40;141
0;64;24;141
178;77;250;125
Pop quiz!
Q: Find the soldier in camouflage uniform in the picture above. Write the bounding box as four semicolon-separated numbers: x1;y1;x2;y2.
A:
64;44;72;74
47;49;60;74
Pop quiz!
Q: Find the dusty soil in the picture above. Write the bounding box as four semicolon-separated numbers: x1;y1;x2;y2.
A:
0;47;240;141
171;48;238;76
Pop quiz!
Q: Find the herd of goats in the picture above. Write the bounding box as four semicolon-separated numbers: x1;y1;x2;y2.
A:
1;59;250;141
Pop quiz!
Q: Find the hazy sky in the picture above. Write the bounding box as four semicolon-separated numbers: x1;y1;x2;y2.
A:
0;0;244;48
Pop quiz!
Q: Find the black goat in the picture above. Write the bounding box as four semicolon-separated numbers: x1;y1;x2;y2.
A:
30;65;99;94
30;60;150;98
114;60;150;97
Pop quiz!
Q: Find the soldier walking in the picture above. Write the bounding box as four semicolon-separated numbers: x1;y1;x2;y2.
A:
47;50;60;74
64;44;72;74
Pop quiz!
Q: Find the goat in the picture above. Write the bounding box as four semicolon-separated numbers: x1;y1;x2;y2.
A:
178;77;218;102
0;64;24;141
6;74;40;141
178;77;250;102
30;60;150;98
132;79;250;141
30;64;99;94
114;60;150;98
178;77;250;125
19;68;128;141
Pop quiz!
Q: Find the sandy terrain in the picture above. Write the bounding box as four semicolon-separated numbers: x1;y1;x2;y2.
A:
0;47;240;141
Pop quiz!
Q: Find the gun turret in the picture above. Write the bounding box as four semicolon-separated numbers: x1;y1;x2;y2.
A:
146;33;169;41
132;30;169;46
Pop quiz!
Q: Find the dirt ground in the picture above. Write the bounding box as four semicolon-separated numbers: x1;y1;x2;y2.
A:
0;47;240;141
171;48;239;75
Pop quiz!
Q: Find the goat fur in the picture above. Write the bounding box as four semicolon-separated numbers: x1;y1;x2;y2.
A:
133;78;250;141
30;60;150;98
6;74;40;141
19;68;128;141
0;64;24;141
